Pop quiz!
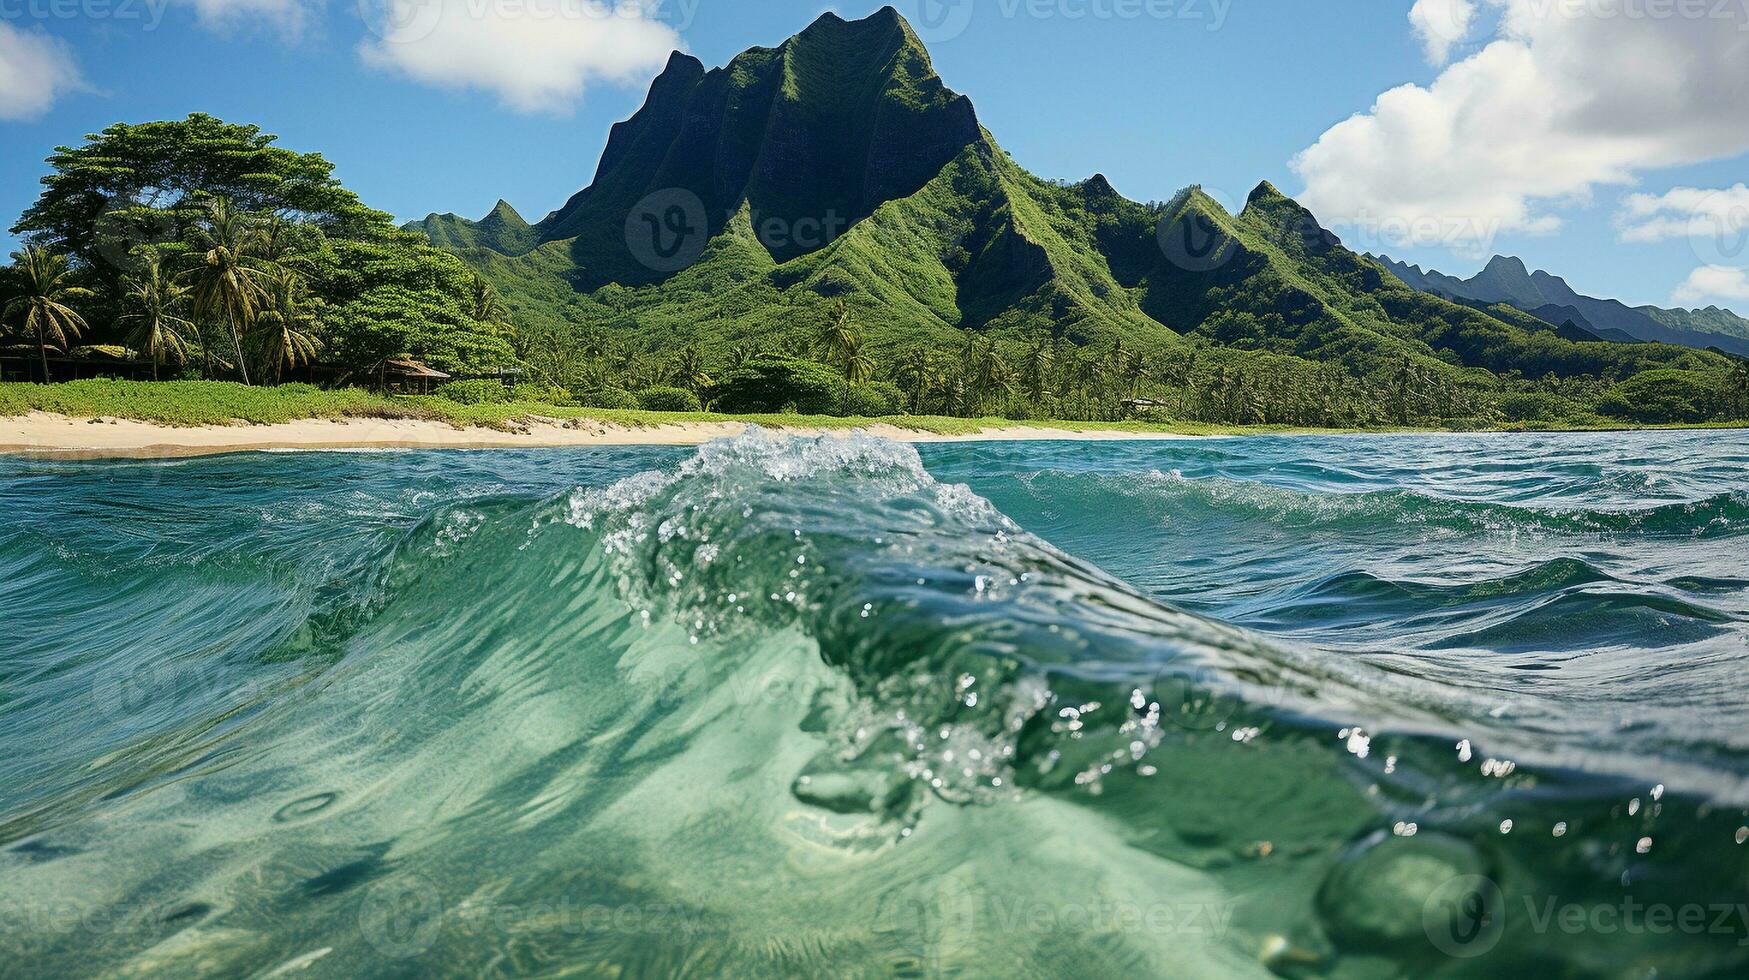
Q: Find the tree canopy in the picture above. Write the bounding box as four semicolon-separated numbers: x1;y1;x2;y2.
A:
6;114;515;377
12;114;387;275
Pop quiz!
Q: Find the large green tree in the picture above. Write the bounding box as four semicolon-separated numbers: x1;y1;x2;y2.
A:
12;114;385;281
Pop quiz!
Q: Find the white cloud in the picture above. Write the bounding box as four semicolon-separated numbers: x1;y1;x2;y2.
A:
1673;266;1749;306
1617;183;1749;245
358;0;681;114
0;23;86;121
1293;1;1749;252
1409;0;1478;65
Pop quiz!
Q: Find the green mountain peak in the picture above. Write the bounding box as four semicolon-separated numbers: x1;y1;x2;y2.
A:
487;199;524;223
522;6;981;287
1246;180;1287;205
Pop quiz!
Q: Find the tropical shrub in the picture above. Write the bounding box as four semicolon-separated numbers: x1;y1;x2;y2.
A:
1597;370;1722;423
1496;391;1580;423
434;379;508;405
839;381;904;417
709;357;843;415
636;386;702;412
574;388;639;410
511;383;568;403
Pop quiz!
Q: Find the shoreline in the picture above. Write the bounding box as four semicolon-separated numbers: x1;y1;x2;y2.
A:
2;412;1739;460
0;412;1206;459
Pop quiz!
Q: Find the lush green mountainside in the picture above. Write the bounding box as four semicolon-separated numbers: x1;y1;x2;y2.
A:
411;200;539;257
409;7;1744;426
455;140;1174;354
1641;305;1749;342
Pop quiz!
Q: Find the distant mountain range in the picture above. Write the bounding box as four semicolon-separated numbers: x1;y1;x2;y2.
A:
408;7;1733;402
1373;254;1749;357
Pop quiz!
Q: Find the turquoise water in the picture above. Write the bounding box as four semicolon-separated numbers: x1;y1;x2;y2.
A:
2;429;1748;977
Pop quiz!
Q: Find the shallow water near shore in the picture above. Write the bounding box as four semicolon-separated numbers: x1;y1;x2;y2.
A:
2;429;1748;977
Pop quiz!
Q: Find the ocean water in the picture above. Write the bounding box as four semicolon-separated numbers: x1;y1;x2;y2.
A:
2;429;1747;978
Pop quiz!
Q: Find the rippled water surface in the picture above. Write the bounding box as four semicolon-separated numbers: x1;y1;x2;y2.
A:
2;429;1748;977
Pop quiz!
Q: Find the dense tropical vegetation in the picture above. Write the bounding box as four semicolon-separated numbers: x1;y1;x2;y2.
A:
4;12;1748;431
3;115;513;386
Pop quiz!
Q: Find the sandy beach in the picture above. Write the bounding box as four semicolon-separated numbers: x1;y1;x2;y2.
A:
0;412;1198;459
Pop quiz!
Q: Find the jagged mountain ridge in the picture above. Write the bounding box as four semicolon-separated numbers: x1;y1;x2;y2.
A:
1375;254;1749;357
416;199;538;257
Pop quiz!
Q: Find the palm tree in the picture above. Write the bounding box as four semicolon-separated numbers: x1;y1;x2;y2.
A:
1105;338;1129;381
1022;340;1053;403
253;273;321;383
1166;347;1200;416
671;344;713;396
1070;351;1103;410
841;333;875;384
118;257;194;381
3;246;91;383
726;344;758;370
813;299;858;370
256;215;316;274
469;275;511;335
183;199;278;385
895;345;939;413
1206;365;1227;422
969;336;1013;414
1121;350;1147;398
1389;355;1420;425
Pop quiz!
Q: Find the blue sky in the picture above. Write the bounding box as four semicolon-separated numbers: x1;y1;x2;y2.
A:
3;0;1747;313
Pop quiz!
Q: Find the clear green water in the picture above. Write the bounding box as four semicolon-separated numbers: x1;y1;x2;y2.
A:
2;430;1748;978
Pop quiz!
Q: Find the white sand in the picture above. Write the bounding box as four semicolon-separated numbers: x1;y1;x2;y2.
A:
0;412;1198;459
